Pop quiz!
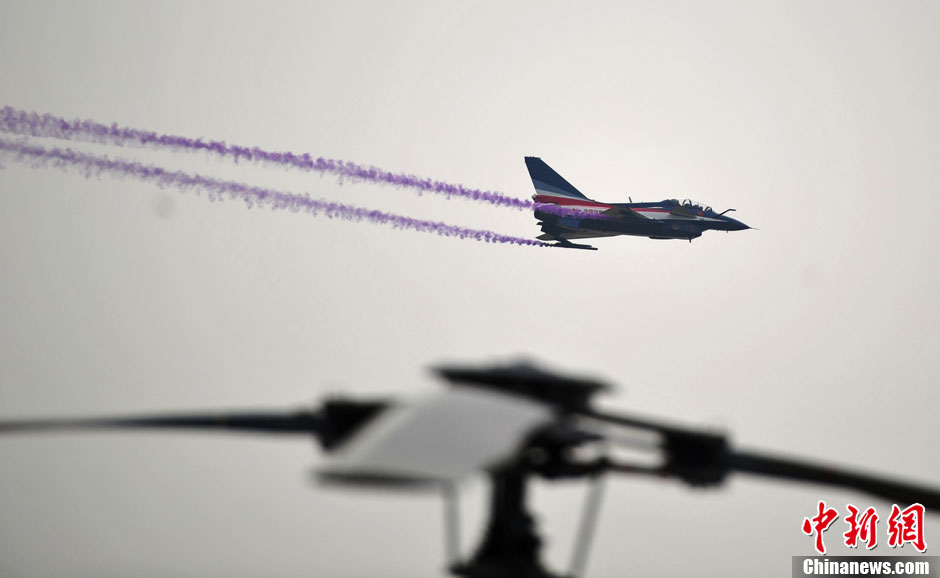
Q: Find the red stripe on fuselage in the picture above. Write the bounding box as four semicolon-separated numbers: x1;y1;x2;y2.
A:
534;194;613;208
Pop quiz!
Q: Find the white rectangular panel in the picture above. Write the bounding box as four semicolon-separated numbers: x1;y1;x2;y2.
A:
318;387;552;485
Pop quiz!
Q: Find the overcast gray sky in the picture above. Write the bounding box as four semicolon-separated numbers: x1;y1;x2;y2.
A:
1;1;938;577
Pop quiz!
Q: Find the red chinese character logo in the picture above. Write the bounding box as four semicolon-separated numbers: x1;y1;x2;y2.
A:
802;500;840;554
887;503;927;552
843;504;879;549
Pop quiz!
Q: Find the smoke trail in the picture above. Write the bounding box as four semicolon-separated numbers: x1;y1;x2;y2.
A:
0;107;602;220
0;137;552;248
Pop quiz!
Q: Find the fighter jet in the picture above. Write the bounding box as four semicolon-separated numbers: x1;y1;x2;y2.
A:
527;157;751;249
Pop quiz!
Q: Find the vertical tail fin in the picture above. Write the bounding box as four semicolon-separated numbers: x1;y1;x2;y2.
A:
525;157;591;201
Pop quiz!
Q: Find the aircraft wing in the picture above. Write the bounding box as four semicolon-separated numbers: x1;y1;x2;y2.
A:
602;205;650;219
317;388;552;486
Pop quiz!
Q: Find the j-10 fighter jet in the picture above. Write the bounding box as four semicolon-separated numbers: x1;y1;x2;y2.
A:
527;157;751;249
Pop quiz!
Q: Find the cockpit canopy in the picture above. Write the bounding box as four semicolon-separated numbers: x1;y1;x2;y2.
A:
669;198;713;213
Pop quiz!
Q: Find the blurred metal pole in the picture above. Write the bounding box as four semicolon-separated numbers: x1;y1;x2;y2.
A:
569;473;607;578
443;482;461;566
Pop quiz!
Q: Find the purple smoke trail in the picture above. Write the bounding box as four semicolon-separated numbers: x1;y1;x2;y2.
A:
0;137;552;248
0;107;603;220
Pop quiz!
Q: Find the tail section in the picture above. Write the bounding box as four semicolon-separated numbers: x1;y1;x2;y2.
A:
524;157;592;202
527;157;611;248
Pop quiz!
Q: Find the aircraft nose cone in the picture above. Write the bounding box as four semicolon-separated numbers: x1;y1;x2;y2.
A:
726;218;749;231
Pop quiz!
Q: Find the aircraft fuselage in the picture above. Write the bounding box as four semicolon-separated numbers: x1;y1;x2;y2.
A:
526;157;750;247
